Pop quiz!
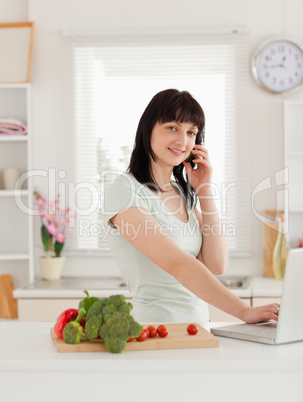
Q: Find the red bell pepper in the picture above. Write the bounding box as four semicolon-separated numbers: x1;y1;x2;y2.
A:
53;308;85;338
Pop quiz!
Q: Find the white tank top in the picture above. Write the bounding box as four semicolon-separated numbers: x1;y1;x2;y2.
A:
102;173;209;324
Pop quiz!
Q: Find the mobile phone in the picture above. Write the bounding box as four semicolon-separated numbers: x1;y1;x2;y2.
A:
185;152;196;169
185;128;205;169
201;127;205;147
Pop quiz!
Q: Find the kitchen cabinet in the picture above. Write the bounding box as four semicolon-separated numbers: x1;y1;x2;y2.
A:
284;101;303;248
0;84;34;288
18;297;132;322
18;298;81;321
252;297;281;307
21;297;251;322
14;276;131;321
208;298;251;322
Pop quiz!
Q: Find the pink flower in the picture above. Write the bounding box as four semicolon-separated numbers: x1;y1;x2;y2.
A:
46;223;57;235
46;213;56;222
37;198;46;208
35;190;72;257
38;209;47;217
55;232;66;244
60;219;69;227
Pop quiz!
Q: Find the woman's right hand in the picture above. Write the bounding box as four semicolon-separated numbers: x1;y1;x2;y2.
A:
240;303;280;324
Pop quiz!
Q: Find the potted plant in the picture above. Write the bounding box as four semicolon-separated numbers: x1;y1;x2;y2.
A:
34;190;72;280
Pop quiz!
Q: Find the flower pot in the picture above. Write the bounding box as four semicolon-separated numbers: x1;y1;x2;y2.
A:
39;257;65;280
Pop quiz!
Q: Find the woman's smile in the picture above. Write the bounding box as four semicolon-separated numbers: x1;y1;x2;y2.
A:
168;147;185;156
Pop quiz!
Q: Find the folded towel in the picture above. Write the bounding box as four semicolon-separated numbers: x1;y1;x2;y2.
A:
0;118;27;135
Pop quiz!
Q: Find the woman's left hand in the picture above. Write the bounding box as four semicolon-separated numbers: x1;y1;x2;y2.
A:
183;144;213;194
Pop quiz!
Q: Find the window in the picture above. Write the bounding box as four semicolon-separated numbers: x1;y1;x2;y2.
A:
60;30;251;256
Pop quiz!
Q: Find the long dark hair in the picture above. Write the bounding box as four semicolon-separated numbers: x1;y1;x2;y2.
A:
127;89;205;209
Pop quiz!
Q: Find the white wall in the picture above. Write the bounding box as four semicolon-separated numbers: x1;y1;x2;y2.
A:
0;0;27;22
3;0;303;278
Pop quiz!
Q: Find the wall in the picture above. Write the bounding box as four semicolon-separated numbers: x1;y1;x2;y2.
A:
4;0;303;278
0;0;27;22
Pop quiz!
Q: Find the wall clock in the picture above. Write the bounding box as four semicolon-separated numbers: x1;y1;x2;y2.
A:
252;38;303;94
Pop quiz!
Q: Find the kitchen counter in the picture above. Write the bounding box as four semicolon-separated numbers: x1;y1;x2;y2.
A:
0;321;302;402
13;275;284;322
251;276;284;297
13;276;131;299
13;275;284;300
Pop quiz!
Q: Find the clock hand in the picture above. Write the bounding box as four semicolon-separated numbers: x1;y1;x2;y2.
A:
269;58;287;69
280;56;287;68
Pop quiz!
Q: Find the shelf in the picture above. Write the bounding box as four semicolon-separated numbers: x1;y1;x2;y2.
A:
0;254;29;261
0;190;29;197
0;83;30;89
0;83;33;284
289;207;303;212
0;135;28;142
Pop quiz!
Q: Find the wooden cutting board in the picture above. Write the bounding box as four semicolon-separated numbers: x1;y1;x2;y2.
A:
50;323;219;353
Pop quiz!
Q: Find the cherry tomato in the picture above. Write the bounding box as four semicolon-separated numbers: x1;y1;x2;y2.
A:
147;325;157;338
127;337;134;342
144;328;150;338
136;329;148;342
157;325;168;338
187;324;198;335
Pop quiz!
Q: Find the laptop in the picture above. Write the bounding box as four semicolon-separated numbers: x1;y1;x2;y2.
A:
211;248;303;345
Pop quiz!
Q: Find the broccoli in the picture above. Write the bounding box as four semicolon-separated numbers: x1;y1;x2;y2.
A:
86;298;107;322
107;294;126;308
63;308;86;344
100;311;142;353
129;320;144;338
119;302;133;314
105;337;127;354
84;294;143;353
63;321;84;344
85;313;103;341
99;312;131;341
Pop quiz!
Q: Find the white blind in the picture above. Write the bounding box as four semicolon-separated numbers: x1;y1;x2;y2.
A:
60;31;251;256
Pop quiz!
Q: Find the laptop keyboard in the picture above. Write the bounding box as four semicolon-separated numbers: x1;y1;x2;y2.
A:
223;322;277;338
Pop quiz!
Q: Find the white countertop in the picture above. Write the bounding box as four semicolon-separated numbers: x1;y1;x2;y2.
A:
0;321;302;402
1;321;302;371
13;275;284;299
251;276;284;297
13;276;131;299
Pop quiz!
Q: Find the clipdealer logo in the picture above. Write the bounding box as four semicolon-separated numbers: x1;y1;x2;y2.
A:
251;167;289;234
13;167;289;237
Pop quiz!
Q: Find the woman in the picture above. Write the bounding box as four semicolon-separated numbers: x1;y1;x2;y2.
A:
103;89;279;324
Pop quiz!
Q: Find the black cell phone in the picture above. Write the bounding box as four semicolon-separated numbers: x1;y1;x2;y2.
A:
185;128;205;169
185;152;196;169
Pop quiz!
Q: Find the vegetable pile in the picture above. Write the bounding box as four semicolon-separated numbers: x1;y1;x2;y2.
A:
53;290;198;354
54;291;143;354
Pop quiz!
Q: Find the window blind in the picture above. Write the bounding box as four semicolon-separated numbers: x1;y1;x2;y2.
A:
59;30;251;256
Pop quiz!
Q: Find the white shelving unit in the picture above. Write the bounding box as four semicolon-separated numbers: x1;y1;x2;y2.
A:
284;101;303;248
0;83;34;287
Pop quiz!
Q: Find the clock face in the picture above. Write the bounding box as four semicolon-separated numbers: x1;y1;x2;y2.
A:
253;39;303;93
